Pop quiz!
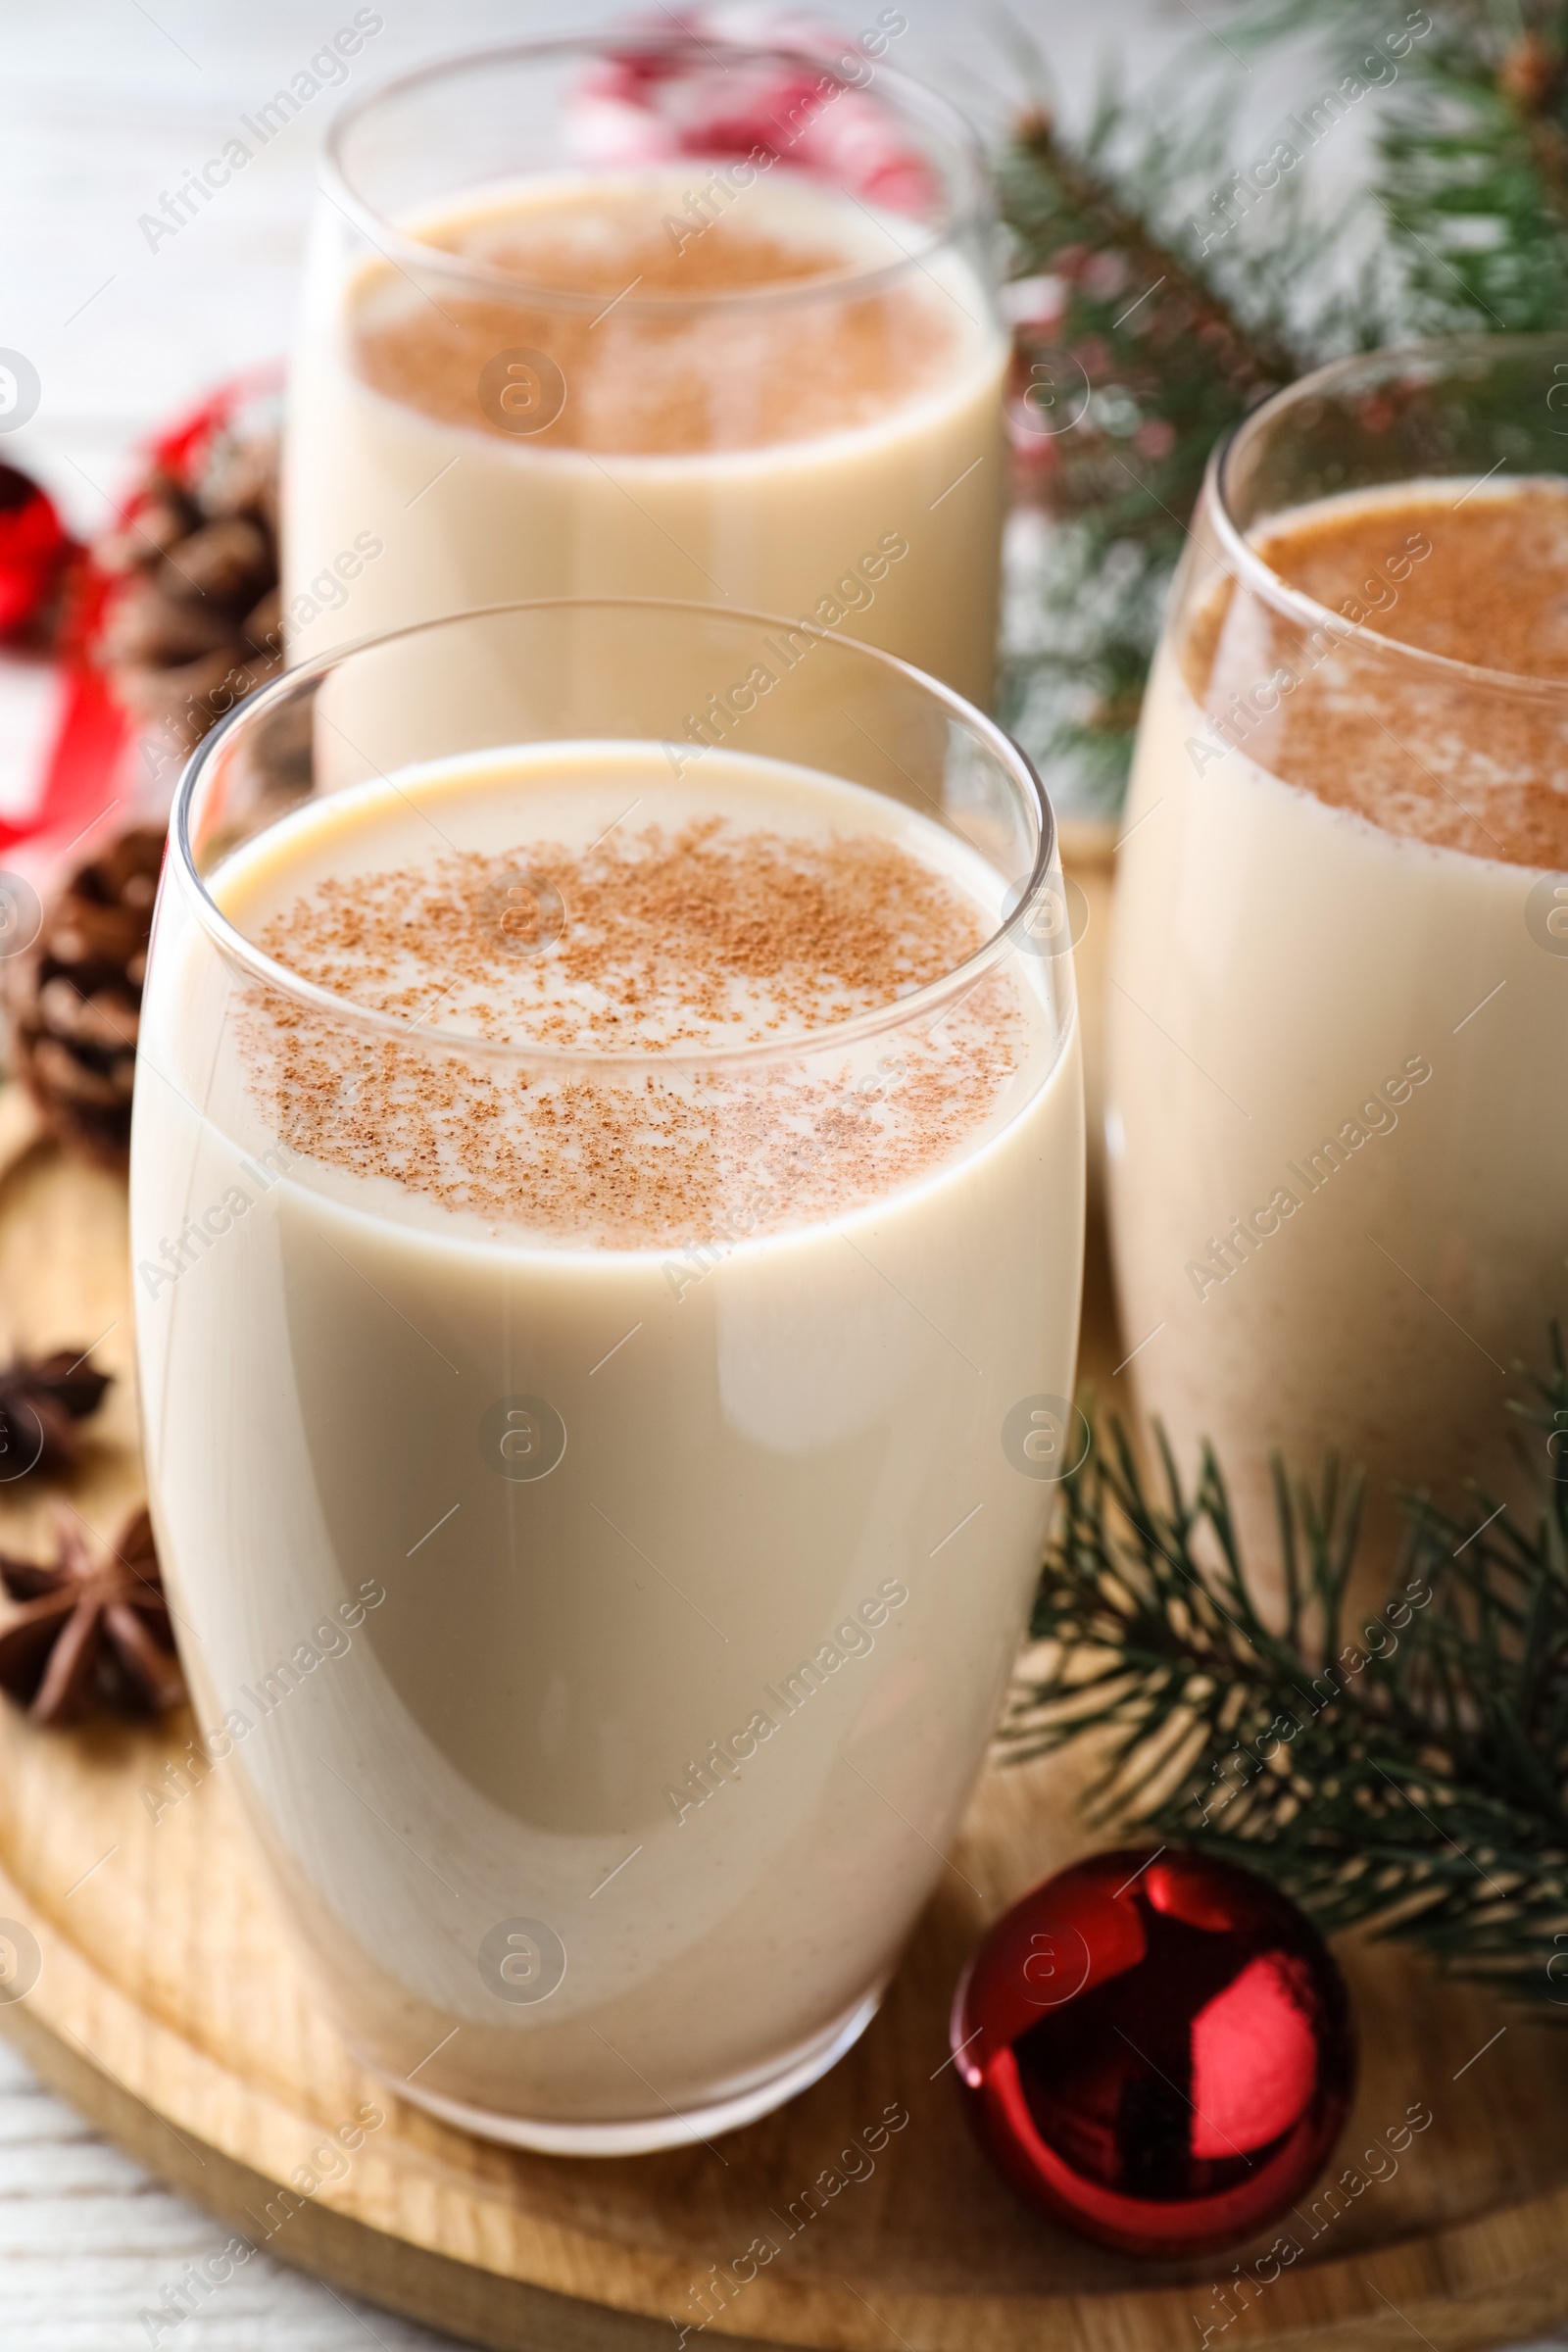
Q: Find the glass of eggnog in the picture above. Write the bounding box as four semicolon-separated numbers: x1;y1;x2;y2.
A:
284;31;1007;703
1107;334;1568;1583
130;596;1084;2152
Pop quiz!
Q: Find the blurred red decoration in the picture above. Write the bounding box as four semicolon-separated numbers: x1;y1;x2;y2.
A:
0;367;283;868
951;1847;1355;2258
569;9;936;215
0;464;74;643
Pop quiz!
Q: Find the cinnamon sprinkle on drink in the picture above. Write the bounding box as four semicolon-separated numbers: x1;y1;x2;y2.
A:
234;803;1026;1250
352;182;963;458
1184;481;1568;867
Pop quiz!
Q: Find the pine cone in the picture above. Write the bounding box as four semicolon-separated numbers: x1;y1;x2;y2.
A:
95;421;282;757
7;828;165;1173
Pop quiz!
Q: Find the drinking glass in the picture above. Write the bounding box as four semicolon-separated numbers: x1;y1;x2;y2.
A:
130;598;1084;2152
284;33;1007;701
1107;334;1568;1579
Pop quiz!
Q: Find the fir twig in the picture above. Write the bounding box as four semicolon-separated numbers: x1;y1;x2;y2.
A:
995;68;1330;807
1005;1329;1568;2013
994;1;1568;814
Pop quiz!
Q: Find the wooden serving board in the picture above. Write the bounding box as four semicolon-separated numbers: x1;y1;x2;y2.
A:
1;1096;1567;2352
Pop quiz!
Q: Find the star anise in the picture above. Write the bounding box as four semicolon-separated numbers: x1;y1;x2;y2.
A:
0;1507;185;1725
0;1348;111;1480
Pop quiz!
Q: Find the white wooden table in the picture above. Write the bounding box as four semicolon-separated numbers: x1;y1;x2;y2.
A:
0;2039;454;2351
0;2;1383;2345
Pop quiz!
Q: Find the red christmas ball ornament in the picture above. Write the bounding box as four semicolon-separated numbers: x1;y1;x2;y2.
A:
951;1847;1355;2258
0;463;72;642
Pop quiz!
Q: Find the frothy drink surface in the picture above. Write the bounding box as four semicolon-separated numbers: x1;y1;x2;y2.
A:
1188;481;1568;864
134;741;1083;2132
1109;473;1568;1587
1261;484;1568;678
352;175;964;456
221;749;1031;1248
284;172;1008;700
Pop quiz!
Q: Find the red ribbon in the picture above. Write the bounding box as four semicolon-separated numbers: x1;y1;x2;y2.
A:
15;362;283;861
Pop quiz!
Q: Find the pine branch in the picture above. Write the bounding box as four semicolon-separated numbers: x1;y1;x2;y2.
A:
994;65;1342;802
1005;1330;1568;2013
993;2;1568;813
1005;111;1302;391
1373;11;1568;332
1171;1;1568;332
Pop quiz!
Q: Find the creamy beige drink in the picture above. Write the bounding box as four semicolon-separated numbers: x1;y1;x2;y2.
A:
132;735;1082;2147
1108;480;1568;1570
284;171;1007;701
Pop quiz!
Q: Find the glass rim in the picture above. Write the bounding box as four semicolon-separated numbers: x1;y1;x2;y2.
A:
320;31;995;320
171;594;1059;1072
1209;330;1568;705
